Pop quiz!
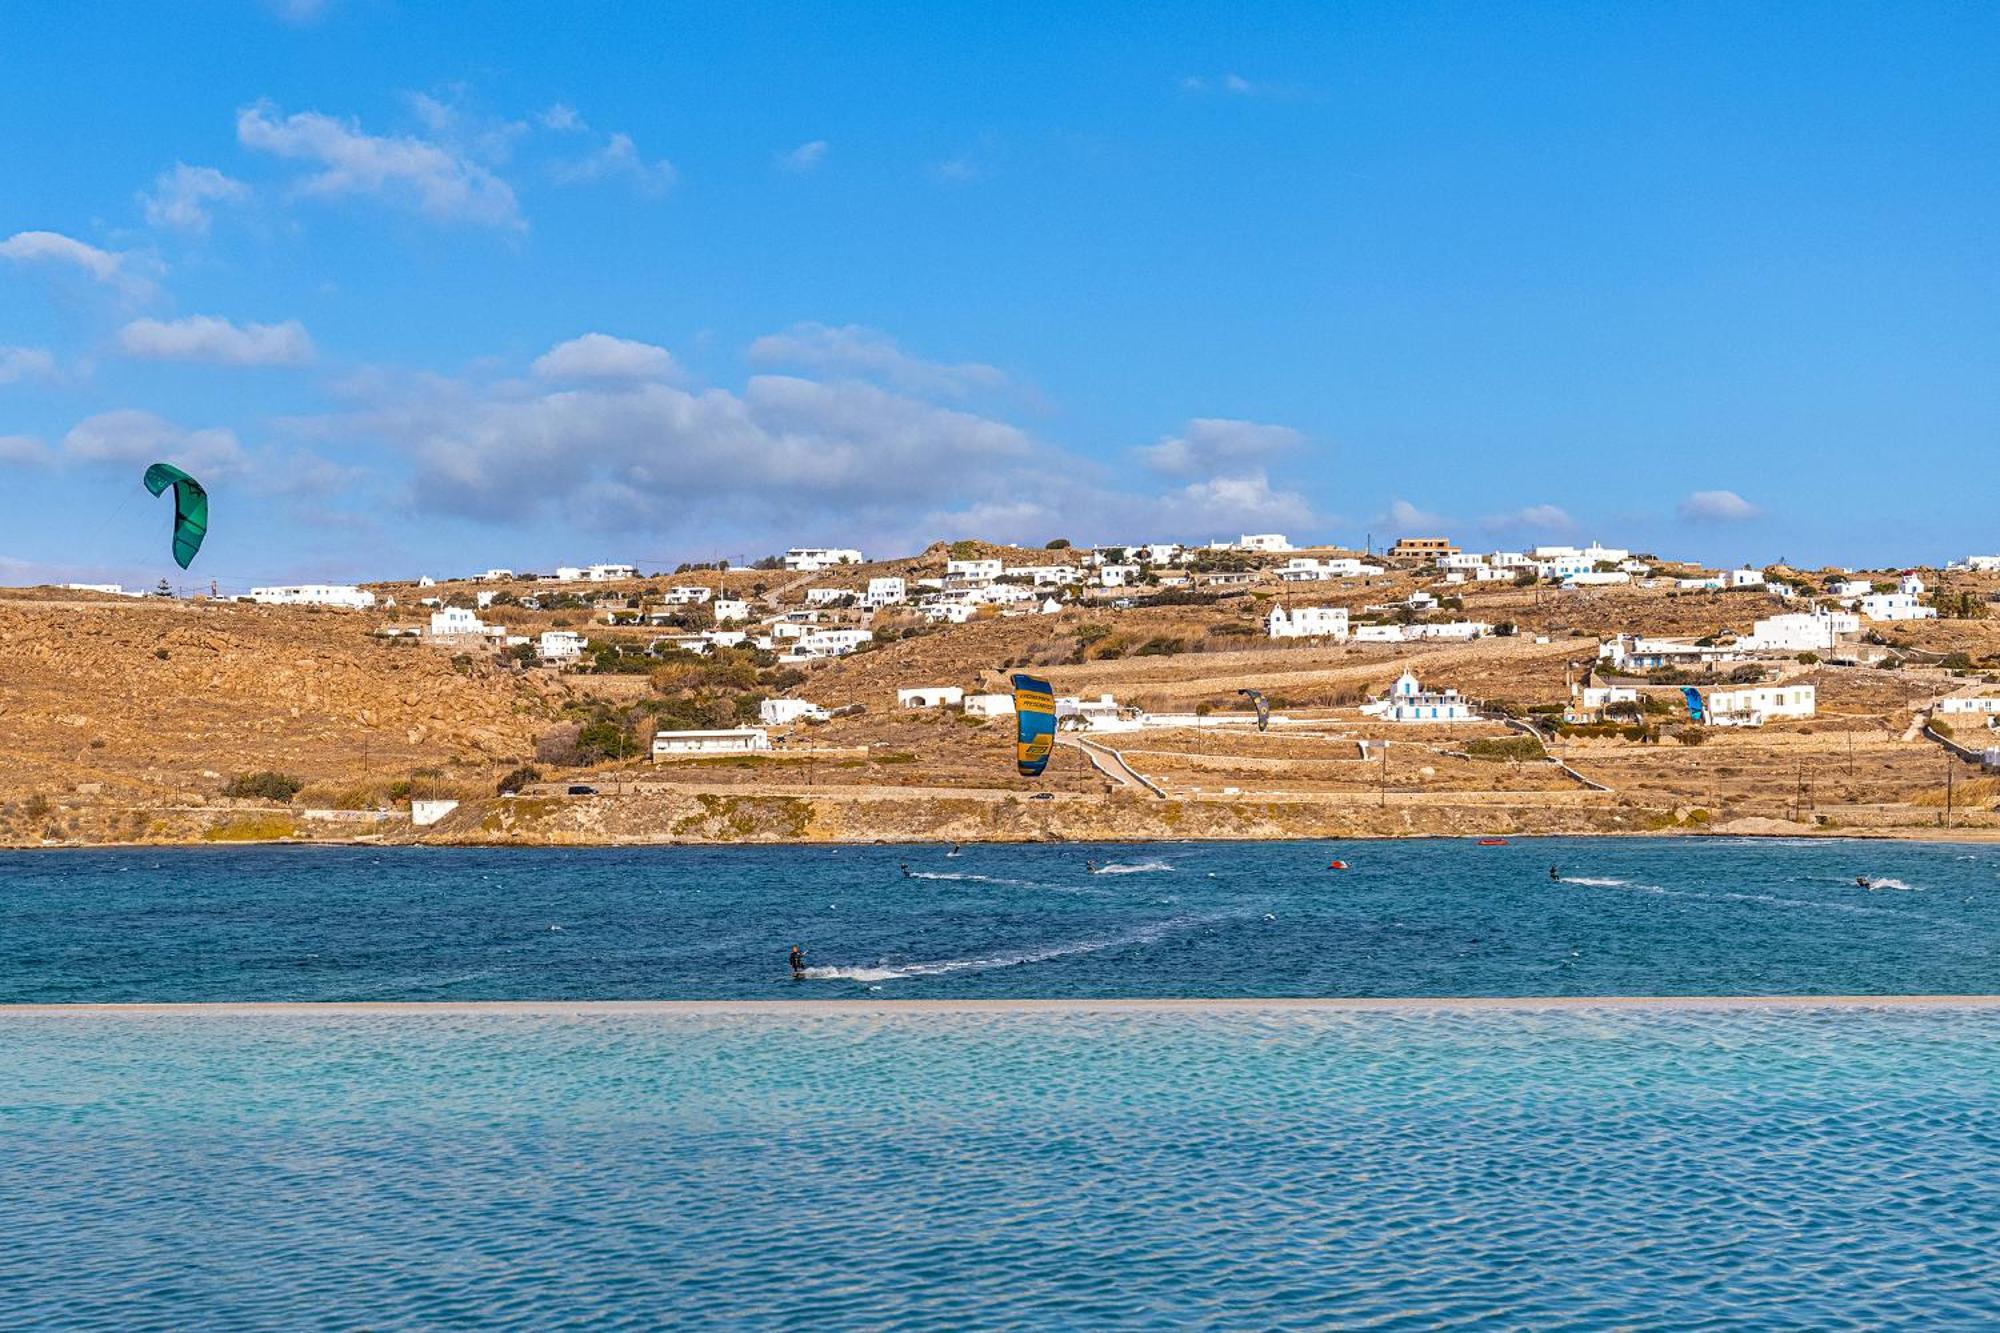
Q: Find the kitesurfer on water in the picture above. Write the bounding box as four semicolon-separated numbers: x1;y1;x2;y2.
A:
900;862;912;878
1856;875;1872;890
1549;865;1561;882
789;945;806;978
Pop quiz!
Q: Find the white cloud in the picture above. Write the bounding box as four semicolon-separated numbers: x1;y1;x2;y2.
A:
553;132;675;194
0;346;58;384
778;139;828;173
1379;498;1451;532
539;103;587;132
1180;73;1298;99
117;315;314;367
1678;489;1761;522
747;322;1007;398
1138;418;1303;475
62;409;246;475
0;230;150;296
236;101;523;229
0;434;50;466
140;164;251;235
1484;502;1575;533
530;333;679;382
930;157;981;185
264;0;329;23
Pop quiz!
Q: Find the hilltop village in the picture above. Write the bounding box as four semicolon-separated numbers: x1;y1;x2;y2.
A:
9;533;2000;847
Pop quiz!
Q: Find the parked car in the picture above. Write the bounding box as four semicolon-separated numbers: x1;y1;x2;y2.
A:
567;784;597;796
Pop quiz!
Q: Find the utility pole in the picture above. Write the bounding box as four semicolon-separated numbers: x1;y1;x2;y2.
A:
1379;739;1389;808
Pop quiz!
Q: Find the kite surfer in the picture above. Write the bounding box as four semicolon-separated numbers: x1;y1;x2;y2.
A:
1855;875;1872;890
1549;866;1562;882
789;945;806;978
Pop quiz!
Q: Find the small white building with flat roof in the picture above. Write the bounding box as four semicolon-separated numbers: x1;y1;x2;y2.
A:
1267;605;1349;640
652;728;770;757
898;686;965;709
1704;684;1815;727
251;584;377;610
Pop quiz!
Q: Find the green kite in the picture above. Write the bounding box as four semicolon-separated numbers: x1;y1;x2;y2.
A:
142;462;208;570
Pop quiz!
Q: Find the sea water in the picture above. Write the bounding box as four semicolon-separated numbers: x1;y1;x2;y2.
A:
1;837;1996;1000
3;1005;1996;1329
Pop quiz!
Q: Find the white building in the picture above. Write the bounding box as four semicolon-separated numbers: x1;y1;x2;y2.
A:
1368;671;1477;723
1266;605;1349;640
663;585;713;604
1830;578;1874;599
652;728;771;757
1741;610;1859;652
945;558;1003;584
712;598;751;623
64;582;139;597
1236;533;1293;553
760;698;829;725
250;584;378;610
1937;696;2000;717
964;693;1016;718
805;587;857;606
865;577;907;607
1404;621;1491;641
1729;568;1766;588
1097;563;1140;587
898;686;964;709
922;603;976;624
1564;571;1631;587
1898;573;1926;598
1351;624;1407;642
480;569;515;582
791;628;873;658
1858;593;1936;622
538;630;586;662
429;607;493;637
1961;555;2000;572
1704;684;1816;727
783;547;864;572
1057;693;1130;731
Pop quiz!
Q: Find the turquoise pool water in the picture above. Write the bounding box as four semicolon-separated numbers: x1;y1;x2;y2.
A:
1;837;1995;1000
5;1005;1996;1329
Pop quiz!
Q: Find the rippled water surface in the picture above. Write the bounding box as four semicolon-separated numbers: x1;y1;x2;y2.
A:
2;837;1997;1000
5;1006;1997;1329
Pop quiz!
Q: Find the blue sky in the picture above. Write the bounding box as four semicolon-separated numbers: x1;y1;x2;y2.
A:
3;1;1996;590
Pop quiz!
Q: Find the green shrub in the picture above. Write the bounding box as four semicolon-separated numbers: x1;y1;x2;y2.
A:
496;765;542;794
1465;736;1546;762
223;771;304;803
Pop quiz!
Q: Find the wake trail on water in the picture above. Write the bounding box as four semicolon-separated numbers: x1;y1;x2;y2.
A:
1559;876;1895;916
798;912;1233;983
1093;861;1173;875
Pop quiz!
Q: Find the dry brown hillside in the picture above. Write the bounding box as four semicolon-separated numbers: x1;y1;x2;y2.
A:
0;593;550;815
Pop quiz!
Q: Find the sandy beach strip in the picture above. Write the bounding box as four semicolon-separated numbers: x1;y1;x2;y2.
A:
2;995;1997;1018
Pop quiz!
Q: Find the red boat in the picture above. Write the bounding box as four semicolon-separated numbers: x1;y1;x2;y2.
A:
1476;837;1510;847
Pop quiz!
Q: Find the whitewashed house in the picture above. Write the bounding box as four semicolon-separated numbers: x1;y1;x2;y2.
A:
1898;573;1926;597
898;686;965;708
712;598;750;623
538;630;586;662
760;699;829;725
652;728;770;757
1097;563;1141;588
1741;610;1859;652
964;693;1016;718
1858;592;1936;622
250;584;378;610
1404;621;1491;641
945;558;1003;584
783;548;864;572
1367;671;1477;723
866;577;907;607
1961;555;2000;572
1351;624;1408;642
1729;568;1766;588
1936;696;2000;717
1830;578;1874;599
429;607;493;638
1236;533;1293;553
1704;684;1816;727
805;587;857;606
792;628;873;658
922;602;976;625
1267;606;1349;640
663;586;713;605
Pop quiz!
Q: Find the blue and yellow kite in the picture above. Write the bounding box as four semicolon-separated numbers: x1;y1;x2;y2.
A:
1012;673;1056;777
